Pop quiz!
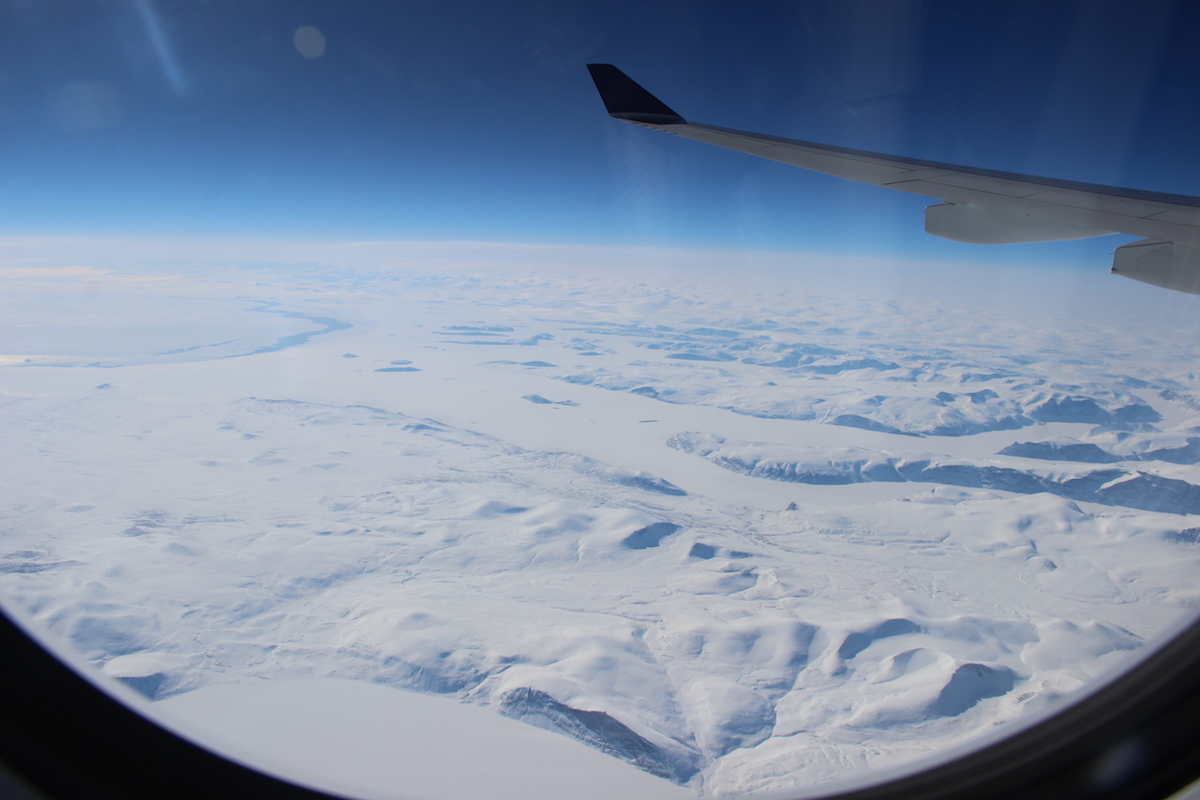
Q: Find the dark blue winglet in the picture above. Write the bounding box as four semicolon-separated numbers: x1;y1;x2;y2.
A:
586;64;686;124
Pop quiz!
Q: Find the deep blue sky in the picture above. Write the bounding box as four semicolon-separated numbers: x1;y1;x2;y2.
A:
2;0;1198;266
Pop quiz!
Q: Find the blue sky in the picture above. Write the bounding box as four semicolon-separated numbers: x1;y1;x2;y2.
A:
2;0;1198;268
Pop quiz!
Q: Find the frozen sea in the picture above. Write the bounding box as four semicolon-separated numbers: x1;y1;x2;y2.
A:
2;238;1200;799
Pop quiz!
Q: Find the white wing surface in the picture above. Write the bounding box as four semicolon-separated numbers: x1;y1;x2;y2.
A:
587;64;1200;294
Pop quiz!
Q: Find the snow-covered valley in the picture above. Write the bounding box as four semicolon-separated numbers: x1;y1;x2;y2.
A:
2;239;1199;799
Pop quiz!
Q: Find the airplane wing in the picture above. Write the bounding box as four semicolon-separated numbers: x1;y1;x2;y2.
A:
586;64;1200;295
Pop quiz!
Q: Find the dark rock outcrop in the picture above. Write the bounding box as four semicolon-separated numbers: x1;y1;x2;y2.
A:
499;688;700;783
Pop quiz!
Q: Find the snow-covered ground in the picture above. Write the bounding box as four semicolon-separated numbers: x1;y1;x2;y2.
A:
2;238;1200;799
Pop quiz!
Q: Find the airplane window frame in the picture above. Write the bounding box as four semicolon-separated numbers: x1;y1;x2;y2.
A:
4;4;1200;800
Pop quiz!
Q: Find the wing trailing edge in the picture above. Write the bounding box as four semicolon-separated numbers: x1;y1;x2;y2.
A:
586;64;1200;295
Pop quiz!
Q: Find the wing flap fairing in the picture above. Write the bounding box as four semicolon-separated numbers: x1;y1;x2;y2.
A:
924;203;1113;245
1112;240;1200;294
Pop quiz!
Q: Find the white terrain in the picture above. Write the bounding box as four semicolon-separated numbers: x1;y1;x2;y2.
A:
2;237;1199;799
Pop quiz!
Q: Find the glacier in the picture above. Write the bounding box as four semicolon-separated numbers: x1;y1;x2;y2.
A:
666;432;1200;515
2;239;1199;799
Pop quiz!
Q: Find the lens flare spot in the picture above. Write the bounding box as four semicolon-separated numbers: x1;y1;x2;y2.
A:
294;26;327;59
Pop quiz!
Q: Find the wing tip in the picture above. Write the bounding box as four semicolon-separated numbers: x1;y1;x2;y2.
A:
586;64;686;125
